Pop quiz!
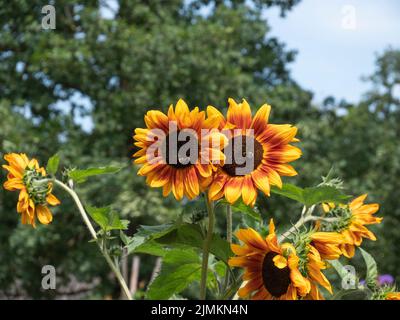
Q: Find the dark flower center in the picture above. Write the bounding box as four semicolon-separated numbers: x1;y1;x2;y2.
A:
162;131;198;169
222;135;264;176
262;252;291;298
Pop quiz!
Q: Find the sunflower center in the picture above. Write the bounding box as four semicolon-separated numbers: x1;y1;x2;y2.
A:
262;252;291;298
162;131;198;169
222;135;263;176
23;169;49;205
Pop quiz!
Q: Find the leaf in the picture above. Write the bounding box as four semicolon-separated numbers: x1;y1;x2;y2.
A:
127;221;232;262
68;165;124;183
86;206;129;231
359;247;378;288
331;288;371;300
271;183;350;206
146;248;202;299
157;223;233;263
220;199;262;222
302;185;351;207
46;154;60;176
135;222;180;240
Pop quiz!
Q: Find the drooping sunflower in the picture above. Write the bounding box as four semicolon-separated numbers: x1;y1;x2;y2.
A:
309;231;344;260
208;98;301;206
133;99;227;201
321;194;382;258
229;219;332;300
2;153;60;227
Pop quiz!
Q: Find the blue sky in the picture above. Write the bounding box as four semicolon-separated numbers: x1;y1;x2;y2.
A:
264;0;400;104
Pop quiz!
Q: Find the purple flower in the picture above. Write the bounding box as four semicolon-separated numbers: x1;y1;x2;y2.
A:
378;274;394;286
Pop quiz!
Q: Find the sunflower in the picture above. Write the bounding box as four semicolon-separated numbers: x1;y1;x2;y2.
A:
385;292;400;300
133;99;227;201
321;194;382;258
208;98;301;206
309;231;344;260
2;153;60;227
229;219;332;300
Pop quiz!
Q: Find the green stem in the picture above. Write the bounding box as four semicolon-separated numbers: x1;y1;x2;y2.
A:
226;205;232;243
222;205;232;296
53;179;133;300
200;195;215;300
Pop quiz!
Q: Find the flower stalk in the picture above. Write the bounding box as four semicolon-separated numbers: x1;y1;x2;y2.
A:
53;179;133;300
200;195;215;300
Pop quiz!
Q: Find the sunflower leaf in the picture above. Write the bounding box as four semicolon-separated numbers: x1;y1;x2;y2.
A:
271;183;350;206
359;247;378;288
271;183;305;203
46;154;60;176
86;206;129;231
68;165;124;183
146;248;202;299
302;185;351;206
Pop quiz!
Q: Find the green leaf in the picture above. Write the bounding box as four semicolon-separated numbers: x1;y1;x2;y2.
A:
359;248;378;288
127;220;232;262
302;185;351;207
220;199;262;222
157;223;233;263
86;206;129;231
68;165;124;183
46;154;60;176
271;184;305;203
146;248;202;299
271;183;350;206
135;222;180;240
331;288;371;300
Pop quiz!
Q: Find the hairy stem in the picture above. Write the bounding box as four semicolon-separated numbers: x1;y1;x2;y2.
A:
200;196;215;300
53;179;133;300
278;205;339;242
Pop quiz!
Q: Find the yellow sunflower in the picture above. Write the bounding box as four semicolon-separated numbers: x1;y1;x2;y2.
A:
133;99;227;201
2;153;60;227
321;194;382;258
229;219;332;300
208;98;301;206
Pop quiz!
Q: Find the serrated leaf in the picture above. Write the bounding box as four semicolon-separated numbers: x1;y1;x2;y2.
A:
219;199;261;222
302;185;351;206
46;154;60;176
271;184;305;203
157;223;233;263
86;206;128;231
271;183;350;206
359;248;378;288
68;165;124;183
146;248;202;299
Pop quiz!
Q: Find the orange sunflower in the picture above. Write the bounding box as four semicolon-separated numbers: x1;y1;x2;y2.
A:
321;194;382;258
229;219;332;300
208;98;301;206
2;153;60;227
133;99;227;201
309;231;344;260
385;292;400;300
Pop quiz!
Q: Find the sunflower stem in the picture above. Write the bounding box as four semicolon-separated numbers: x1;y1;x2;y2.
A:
278;205;339;242
222;205;233;295
200;195;215;300
53;179;133;300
